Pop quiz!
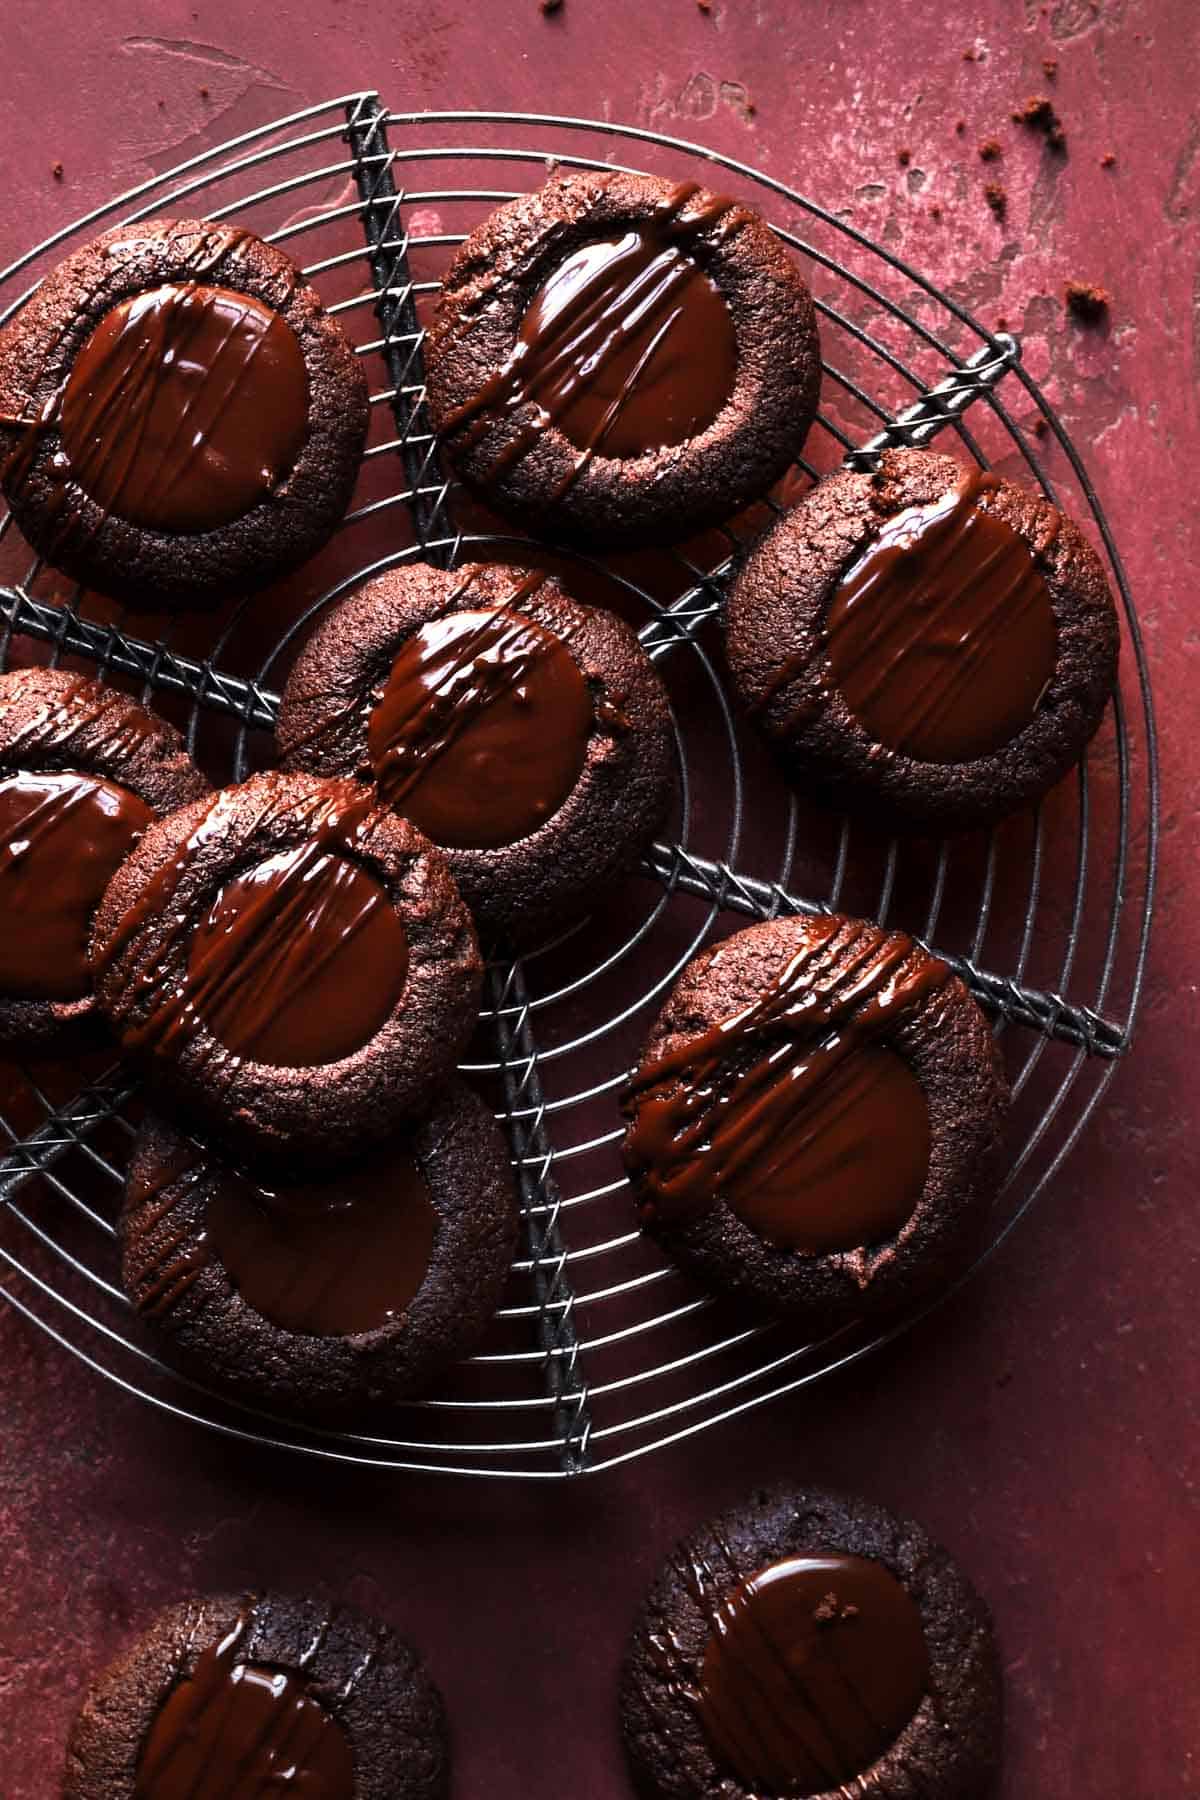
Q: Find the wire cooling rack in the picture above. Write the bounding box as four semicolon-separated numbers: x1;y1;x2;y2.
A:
0;97;1157;1478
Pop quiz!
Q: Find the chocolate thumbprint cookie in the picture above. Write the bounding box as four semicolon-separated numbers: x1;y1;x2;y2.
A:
621;1485;1002;1799
425;171;821;548
64;1591;450;1799
726;447;1119;830
90;771;481;1165
0;218;368;609
0;668;208;1048
277;560;675;937
120;1085;518;1420
621;914;1007;1330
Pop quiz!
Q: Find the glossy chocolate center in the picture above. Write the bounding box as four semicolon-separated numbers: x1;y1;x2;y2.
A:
515;225;737;457
207;1151;437;1336
730;1045;930;1253
695;1552;930;1791
623;919;942;1250
367;602;593;849
0;770;153;1000
186;847;408;1068
60;282;309;533
136;1619;353;1800
825;470;1059;763
440;182;739;491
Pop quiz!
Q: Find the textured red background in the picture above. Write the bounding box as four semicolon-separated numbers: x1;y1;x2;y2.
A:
0;2;1196;1795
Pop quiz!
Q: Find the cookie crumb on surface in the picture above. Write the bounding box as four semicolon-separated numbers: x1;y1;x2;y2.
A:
198;86;209;98
955;118;966;133
51;162;63;180
1012;92;1067;149
979;137;1002;161
898;145;912;165
1042;56;1058;77
930;203;943;219
1033;415;1049;437
539;0;562;12
1064;279;1110;322
984;180;1007;218
1101;150;1116;167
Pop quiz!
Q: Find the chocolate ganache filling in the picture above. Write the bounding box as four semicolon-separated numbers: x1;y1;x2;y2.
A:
441;182;739;488
367;574;593;849
59;281;309;533
96;784;410;1068
125;1138;437;1335
624;918;944;1254
824;468;1059;763
0;770;153;1000
135;1608;354;1800
684;1548;930;1791
206;1153;437;1336
185;847;408;1067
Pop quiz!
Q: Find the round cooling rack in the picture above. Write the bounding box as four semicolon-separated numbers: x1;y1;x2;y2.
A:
0;97;1158;1478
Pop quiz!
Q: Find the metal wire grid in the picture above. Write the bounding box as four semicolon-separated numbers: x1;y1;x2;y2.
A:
0;98;1158;1478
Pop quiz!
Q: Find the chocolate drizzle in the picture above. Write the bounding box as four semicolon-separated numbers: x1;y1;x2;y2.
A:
659;1540;929;1791
623;918;945;1251
127;1146;212;1320
135;1605;354;1799
186;847;408;1068
822;469;1059;763
367;572;594;849
3;670;158;764
440;182;739;491
0;769;153;1000
95;783;408;1069
59;281;309;533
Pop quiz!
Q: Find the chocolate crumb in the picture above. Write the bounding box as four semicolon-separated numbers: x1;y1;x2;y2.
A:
1101;150;1116;168
1042;57;1058;77
955;118;966;134
963;45;979;61
198;86;209;98
898;146;912;166
995;315;1009;331
984;181;1007;219
1064;279;1110;322
814;1590;861;1624
930;203;943;219
1012;93;1067;150
51;162;63;180
697;0;712;10
1033;416;1049;437
979;137;1003;162
539;0;562;12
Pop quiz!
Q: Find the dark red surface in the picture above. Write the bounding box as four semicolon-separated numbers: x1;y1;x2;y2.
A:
1;3;1196;1795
